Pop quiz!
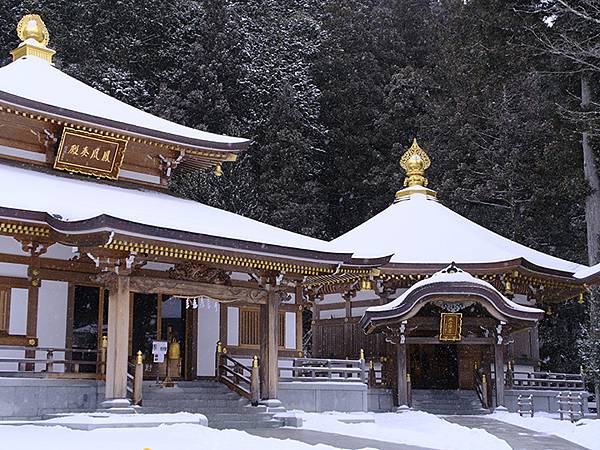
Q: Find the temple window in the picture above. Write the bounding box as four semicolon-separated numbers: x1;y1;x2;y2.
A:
239;307;285;348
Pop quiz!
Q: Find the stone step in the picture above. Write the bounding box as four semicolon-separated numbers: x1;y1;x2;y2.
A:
209;419;283;430
143;393;241;401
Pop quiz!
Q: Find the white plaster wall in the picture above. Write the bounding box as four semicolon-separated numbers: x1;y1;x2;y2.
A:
351;306;369;318
36;281;68;371
8;288;27;335
41;243;76;260
197;300;220;377
0;236;27;256
0;288;27;371
320;309;345;320
227;307;239;347
285;312;296;349
143;262;174;271
0;262;27;278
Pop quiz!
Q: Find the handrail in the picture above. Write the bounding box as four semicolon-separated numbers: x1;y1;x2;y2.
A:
215;343;260;405
0;345;99;376
278;355;367;383
510;370;585;390
474;367;489;409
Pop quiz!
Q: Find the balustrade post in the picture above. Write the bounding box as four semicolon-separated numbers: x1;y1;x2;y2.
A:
133;351;143;406
215;341;222;379
368;360;376;387
46;349;54;373
482;374;489;409
359;348;366;383
251;355;260;406
100;335;107;377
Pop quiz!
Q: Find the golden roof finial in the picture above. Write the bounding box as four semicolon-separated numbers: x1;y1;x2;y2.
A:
395;138;437;202
11;15;55;64
400;138;431;188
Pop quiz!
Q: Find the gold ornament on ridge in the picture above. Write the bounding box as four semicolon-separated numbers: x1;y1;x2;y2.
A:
16;14;50;46
400;138;431;188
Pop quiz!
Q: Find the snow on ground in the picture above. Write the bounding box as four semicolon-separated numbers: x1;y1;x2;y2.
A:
294;410;511;450
1;423;340;450
493;411;600;450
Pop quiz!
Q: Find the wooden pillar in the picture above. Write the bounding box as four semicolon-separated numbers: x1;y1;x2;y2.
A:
343;292;353;357
105;275;131;399
25;262;40;371
397;342;408;407
494;343;505;408
259;291;280;400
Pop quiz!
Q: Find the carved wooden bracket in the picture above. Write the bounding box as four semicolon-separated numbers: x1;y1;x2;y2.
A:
168;262;230;285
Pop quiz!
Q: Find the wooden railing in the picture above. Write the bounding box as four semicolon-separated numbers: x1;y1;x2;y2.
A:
474;368;490;409
278;356;367;383
215;343;259;405
0;345;99;378
509;370;585;391
557;392;585;422
517;394;534;417
126;351;143;406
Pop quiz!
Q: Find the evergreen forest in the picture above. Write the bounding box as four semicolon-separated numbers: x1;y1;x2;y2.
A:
1;0;598;376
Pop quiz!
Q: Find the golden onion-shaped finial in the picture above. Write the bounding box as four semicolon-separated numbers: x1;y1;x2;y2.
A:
399;138;431;188
17;14;50;46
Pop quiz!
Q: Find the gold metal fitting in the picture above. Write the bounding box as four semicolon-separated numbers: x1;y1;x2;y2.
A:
216;341;222;353
578;292;584;305
136;350;143;365
359;348;365;361
359;278;373;291
101;335;108;348
252;355;259;369
406;373;411;382
214;162;223;177
369;359;374;369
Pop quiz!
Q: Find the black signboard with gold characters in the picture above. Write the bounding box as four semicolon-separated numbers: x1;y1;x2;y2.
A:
54;127;127;180
439;312;462;341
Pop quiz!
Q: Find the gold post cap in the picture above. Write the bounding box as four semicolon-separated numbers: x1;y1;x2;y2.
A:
395;138;437;202
252;355;259;368
136;350;143;365
101;335;108;348
11;15;56;63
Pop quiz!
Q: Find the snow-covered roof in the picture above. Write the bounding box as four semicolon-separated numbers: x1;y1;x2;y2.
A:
328;191;584;275
367;265;543;316
0;163;333;254
0;56;249;148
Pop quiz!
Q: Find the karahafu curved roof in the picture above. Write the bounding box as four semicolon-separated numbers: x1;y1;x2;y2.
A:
328;140;585;276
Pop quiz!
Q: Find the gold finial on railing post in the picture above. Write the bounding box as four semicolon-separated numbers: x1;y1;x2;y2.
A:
359;348;365;362
136;350;143;365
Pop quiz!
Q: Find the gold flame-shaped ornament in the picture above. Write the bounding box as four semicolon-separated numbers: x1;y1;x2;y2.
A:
11;15;55;63
400;138;431;188
395;138;437;202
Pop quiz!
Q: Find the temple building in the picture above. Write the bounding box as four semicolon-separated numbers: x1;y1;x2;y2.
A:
0;15;595;423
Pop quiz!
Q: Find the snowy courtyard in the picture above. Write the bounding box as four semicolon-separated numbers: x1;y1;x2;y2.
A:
1;411;599;450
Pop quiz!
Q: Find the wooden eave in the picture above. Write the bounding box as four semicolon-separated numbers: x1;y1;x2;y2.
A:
0;207;390;277
0;90;247;163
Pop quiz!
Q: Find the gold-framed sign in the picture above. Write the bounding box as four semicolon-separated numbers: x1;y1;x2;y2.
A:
439;312;462;341
54;127;128;180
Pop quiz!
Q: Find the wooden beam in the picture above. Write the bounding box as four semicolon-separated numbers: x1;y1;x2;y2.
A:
405;337;495;345
128;276;268;304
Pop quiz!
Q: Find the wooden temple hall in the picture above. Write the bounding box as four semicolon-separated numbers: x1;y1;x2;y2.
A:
0;15;597;422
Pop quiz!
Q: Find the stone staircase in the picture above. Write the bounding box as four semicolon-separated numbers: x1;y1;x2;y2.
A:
411;389;491;415
138;380;283;429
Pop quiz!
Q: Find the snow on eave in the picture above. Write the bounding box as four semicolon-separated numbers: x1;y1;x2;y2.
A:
0;56;250;151
367;266;544;317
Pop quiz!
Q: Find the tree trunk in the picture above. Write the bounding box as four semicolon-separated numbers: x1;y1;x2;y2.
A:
582;73;600;418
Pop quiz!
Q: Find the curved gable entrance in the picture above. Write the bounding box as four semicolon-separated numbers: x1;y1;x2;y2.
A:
359;264;544;409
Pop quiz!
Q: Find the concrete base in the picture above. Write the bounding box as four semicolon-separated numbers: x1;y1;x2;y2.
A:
504;389;589;413
0;413;209;430
0;378;100;419
278;382;367;412
99;398;135;414
368;388;394;412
